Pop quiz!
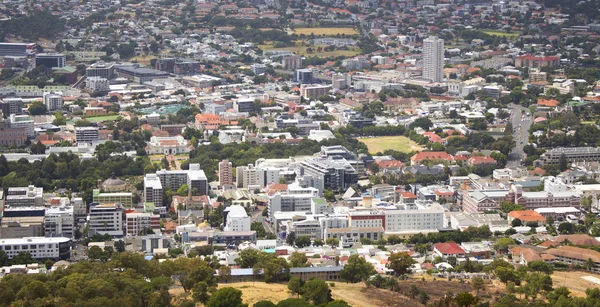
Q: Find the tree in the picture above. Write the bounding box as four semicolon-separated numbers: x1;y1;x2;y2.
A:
494;238;516;253
558;222;574;234
409;284;420;299
527;260;553;274
559;153;568;171
295;236;311;248
301;278;332;306
340;254;376;283
219;266;232;283
455;292;477;307
286;232;296;246
500;201;524;214
192;281;212;304
237;248;262;268
87;246;105;260
28;101;47;115
149;289;172;307
511;218;522;227
288;276;304;297
409;117;433;130
387;252;416;276
254;302;277;307
323;190;335;202
30;141;47;154
206;287;247;307
313;239;324;246
585;258;595;271
419;291;430;305
289;252;309;267
471;277;485;296
495;267;520;284
326;238;339;246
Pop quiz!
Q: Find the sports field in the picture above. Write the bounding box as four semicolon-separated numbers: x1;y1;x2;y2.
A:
480;30;521;38
85;115;121;122
293;27;358;36
358;136;424;154
258;42;360;58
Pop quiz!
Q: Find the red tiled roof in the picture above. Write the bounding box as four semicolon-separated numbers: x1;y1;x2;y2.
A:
508;210;546;222
411;151;453;163
434;242;465;255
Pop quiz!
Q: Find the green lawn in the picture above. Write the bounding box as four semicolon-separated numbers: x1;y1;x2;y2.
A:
85;115;121;122
480;30;521;38
358;136;424;154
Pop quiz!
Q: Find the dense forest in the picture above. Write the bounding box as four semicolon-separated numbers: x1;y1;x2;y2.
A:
0;11;66;40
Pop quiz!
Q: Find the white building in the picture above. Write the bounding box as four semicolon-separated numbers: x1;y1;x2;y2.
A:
6;185;43;207
384;203;445;233
423;36;444;82
45;206;74;238
43;93;63;112
269;193;314;218
0;237;71;260
85;76;110;92
9;114;34;137
75;127;99;143
146;135;191;155
236;164;259;189
88;203;124;237
224;205;251;232
144;174;163;205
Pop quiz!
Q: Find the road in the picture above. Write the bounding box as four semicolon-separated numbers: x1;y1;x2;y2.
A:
507;104;533;168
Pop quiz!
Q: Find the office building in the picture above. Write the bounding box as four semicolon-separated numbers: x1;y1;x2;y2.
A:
75;127;99;143
233;98;254;113
9;114;34;137
92;189;133;207
187;163;209;196
154;58;201;76
43;93;63;111
144;174;163;205
115;64;169;83
125;212;161;236
86;76;110;92
535;147;600;166
6;186;43;207
1;98;23;117
0;122;27;147
139;234;170;253
0;43;36;57
45;206;74;238
219;159;233;188
236;164;259;189
251;63;267;75
384;203;444;233
298;157;358;192
300;85;331;99
282;55;303;70
224;205;251;232
0;237;71;260
296;69;313;84
86;62;115;79
268;193;314;217
151;164;208;200
423;36;444;82
88;203;124;237
35;53;65;68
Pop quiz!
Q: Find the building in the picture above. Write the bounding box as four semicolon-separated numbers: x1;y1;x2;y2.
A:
385;203;445;233
545;246;600;272
139;234;170;253
146;135;191;155
433;242;466;258
410;151;454;165
324;227;384;247
300;85;331;99
88;203;124;237
187;164;209;196
9;114;34;137
86;76;110;92
0;237;71;260
154;58;202;76
1;98;23;117
44;206;74;238
144;174;163;205
6;186;43;207
233;98;254;113
535;147;600;166
125;212;160;236
219;159;233;188
507;210;546;225
236;164;259;189
75;127;99;143
0;43;37;57
348;210;385;229
298;157;358;193
269;193;314;217
115;64;170;83
86;62;115;79
84;107;107;117
35;53;65;68
224;205;251;232
423;36;444;82
282;55;303;70
0;124;27;147
92;189;133;207
251;64;267;75
515;55;560;68
43;93;63;112
296;69;313;84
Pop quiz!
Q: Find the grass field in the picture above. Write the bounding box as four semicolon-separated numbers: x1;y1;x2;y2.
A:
480;30;521;38
293;27;358;36
130;55;157;66
258;42;360;58
85;115;121;122
552;271;600;297
358;136;424;154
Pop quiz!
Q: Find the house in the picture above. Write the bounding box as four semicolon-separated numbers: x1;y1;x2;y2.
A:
410;152;454;165
507;210;546;226
433;242;466;258
537;98;560;108
375;159;404;173
467;156;497;168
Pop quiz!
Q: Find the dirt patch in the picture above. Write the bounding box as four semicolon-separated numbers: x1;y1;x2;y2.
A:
552;270;600;297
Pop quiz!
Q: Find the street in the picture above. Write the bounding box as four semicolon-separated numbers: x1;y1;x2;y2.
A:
507;104;533;168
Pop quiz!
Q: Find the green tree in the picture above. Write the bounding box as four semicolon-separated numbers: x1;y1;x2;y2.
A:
295;236;311;248
323;190;335;202
494;238;516;253
326;238;339;246
527;260;554;274
340;254;376;283
419;291;430;305
286;232;296;246
28;101;47;115
471;277;485;296
192;281;212;304
387;252;416;276
205;287;247;307
301;278;332;305
455;292;477;307
30;141;47;154
559;153;568;171
288;276;304;297
289;252;309;267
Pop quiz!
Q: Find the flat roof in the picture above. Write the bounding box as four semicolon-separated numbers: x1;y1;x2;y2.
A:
0;237;70;245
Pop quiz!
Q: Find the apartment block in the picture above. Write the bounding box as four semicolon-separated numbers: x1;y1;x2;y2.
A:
0;237;71;260
44;206;74;238
125;212;161;236
92;189;133;207
224;205;251;232
6;185;43;207
88;203;124;237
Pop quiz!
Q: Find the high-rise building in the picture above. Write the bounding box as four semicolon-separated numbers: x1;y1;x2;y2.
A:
1;98;23;117
75;127;99;143
35;53;65;68
236;164;259;189
296;69;313;84
423;36;444;82
282;55;303;70
88;203;124;237
86;62;115;79
219;159;233;187
144;174;163;205
43;93;63;111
